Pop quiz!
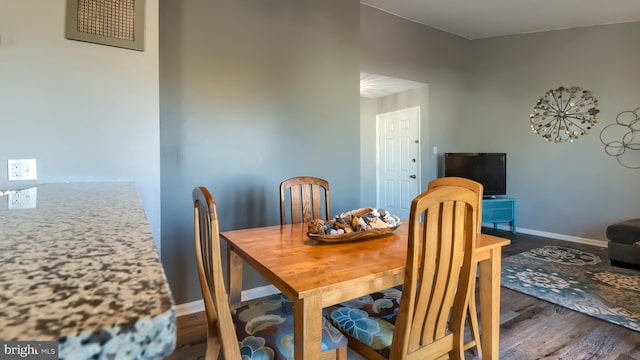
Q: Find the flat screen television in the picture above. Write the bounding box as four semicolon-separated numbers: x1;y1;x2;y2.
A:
444;153;507;197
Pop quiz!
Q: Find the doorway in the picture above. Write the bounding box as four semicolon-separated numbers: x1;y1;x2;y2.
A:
376;106;421;219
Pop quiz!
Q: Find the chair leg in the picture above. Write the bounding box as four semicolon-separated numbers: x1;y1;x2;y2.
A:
336;346;348;360
205;335;220;360
320;346;348;360
464;275;482;356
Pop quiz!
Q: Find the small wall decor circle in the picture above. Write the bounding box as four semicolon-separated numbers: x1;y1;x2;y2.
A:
599;107;640;169
529;86;599;143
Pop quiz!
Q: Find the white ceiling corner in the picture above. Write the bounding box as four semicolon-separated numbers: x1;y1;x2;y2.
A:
361;0;640;40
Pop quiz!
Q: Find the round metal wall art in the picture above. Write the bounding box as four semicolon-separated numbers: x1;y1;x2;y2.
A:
529;86;599;143
599;107;640;169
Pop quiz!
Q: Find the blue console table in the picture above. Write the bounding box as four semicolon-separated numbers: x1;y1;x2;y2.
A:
482;197;516;233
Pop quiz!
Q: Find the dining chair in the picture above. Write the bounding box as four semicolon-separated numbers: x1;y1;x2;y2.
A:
427;176;483;355
326;185;479;360
280;176;331;224
193;186;348;359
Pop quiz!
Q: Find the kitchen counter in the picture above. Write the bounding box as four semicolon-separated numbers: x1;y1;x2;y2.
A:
0;182;175;359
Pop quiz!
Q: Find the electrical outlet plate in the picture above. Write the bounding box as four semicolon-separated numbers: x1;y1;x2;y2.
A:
7;159;37;181
7;187;37;209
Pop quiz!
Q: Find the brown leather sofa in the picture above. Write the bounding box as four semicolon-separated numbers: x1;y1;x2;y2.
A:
606;219;640;268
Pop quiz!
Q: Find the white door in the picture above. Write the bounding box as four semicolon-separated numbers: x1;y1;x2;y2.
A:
376;107;421;219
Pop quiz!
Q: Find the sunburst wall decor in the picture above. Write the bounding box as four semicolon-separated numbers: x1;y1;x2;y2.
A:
529;86;599;143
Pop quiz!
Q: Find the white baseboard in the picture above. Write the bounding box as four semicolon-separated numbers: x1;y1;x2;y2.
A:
488;224;609;248
175;284;281;318
175;299;205;318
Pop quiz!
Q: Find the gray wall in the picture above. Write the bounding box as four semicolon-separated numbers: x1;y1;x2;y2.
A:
159;0;360;304
464;23;640;240
359;96;379;206
0;0;161;247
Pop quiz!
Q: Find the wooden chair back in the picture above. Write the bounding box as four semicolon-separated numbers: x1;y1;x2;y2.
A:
427;176;483;354
193;186;241;359
427;176;483;233
280;176;331;224
390;185;479;360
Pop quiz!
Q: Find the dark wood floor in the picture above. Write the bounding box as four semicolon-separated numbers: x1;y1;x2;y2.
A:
167;228;640;360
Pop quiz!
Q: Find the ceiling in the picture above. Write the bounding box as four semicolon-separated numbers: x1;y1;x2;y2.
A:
361;0;640;40
360;72;426;99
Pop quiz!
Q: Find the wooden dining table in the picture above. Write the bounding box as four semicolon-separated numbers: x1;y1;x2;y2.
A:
221;221;510;359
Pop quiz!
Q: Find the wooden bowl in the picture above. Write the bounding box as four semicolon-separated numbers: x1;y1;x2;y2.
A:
307;224;401;243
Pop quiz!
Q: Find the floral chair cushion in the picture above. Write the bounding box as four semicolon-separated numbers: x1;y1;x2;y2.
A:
325;286;403;359
233;294;348;360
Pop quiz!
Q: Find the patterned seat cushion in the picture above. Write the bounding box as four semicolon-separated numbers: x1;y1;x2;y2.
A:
325;286;403;359
233;294;348;359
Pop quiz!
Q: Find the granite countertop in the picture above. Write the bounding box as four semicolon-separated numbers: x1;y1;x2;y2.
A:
0;182;176;359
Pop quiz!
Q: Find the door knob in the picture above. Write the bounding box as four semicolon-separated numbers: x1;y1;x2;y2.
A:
409;175;417;179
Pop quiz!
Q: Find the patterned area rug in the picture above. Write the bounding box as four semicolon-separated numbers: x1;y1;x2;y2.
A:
501;245;640;332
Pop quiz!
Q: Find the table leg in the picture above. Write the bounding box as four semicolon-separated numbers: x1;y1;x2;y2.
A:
293;296;323;359
478;247;502;360
227;245;243;309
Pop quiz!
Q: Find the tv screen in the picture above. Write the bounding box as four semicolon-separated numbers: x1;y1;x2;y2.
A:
443;153;507;196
